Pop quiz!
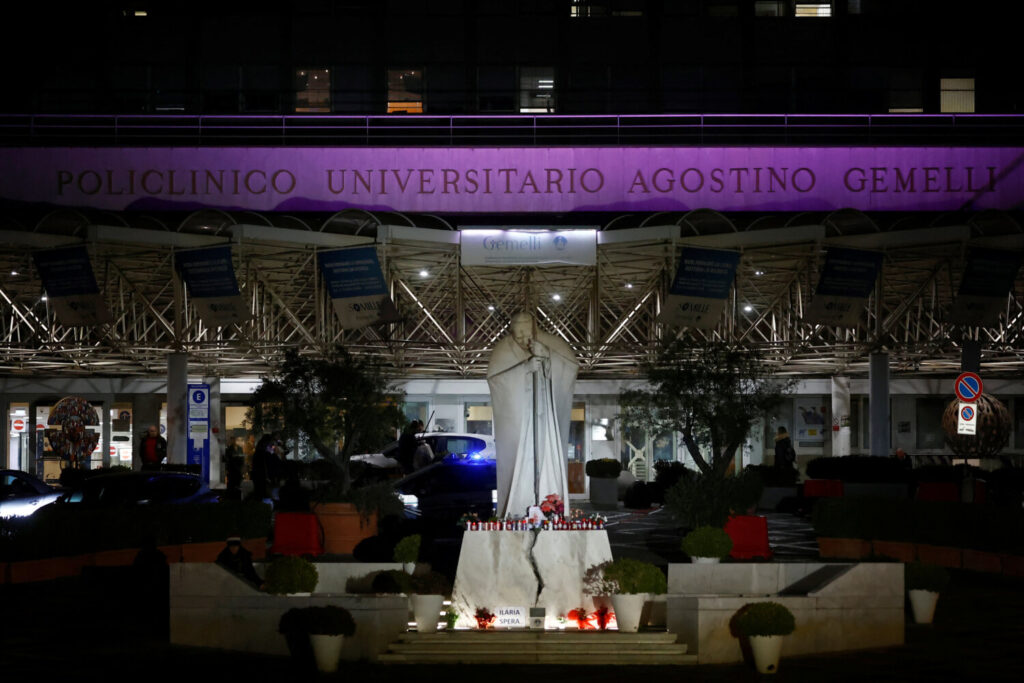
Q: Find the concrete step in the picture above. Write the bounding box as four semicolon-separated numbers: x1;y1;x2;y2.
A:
381;630;695;665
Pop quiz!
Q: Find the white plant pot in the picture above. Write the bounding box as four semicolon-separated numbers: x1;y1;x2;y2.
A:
611;593;646;633
691;556;721;564
411;594;445;633
403;562;416;575
908;589;939;624
310;634;344;673
749;634;783;674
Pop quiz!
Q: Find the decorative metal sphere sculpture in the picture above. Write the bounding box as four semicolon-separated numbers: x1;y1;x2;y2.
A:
941;393;1011;458
46;396;100;468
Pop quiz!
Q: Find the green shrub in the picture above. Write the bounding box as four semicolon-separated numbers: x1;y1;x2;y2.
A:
745;464;798;487
681;526;733;559
264;555;319;594
732;602;796;637
602;557;667;595
410;570;453;596
279;606;356;636
585;458;622;479
393;534;421;563
905;562;950;592
664;469;763;528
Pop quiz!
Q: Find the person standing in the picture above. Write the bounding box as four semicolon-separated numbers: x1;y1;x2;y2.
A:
397;420;422;474
250;433;282;501
774;426;797;474
139;424;167;470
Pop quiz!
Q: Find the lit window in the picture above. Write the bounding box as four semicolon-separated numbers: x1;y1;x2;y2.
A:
520;67;555;114
387;68;424;114
754;1;785;16
940;78;975;113
795;3;832;17
294;68;330;113
570;1;643;17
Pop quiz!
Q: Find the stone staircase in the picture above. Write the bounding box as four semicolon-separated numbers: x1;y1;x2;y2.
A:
378;630;696;665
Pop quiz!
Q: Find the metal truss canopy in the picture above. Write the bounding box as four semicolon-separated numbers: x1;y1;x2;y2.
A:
1;211;1023;379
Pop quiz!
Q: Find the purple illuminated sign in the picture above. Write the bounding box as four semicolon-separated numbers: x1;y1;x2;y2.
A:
1;146;1022;213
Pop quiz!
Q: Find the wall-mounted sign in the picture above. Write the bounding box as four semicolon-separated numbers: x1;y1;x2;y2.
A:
3;146;1023;214
318;246;400;329
660;247;740;329
187;383;210;483
461;229;596;266
174;246;249;328
32;246;113;326
804;247;884;328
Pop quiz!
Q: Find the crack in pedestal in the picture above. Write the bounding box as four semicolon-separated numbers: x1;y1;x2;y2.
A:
528;528;544;607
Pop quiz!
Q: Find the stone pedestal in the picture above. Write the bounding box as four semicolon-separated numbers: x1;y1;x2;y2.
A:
452;530;613;629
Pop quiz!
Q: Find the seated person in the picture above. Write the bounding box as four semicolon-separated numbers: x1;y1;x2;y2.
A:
215;536;264;589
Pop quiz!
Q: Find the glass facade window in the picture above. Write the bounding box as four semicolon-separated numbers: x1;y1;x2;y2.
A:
519;67;555;113
295;67;331;112
941;78;975;113
754;1;785;16
387;68;424;113
795;3;832;17
465;402;493;435
916;398;948;450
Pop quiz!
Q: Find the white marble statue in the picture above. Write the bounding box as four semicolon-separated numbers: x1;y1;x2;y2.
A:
487;311;579;518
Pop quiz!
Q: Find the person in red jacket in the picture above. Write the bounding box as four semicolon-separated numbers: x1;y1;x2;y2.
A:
139;424;167;469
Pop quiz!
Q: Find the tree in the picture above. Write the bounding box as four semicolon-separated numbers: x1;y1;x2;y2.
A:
619;340;796;479
248;347;405;495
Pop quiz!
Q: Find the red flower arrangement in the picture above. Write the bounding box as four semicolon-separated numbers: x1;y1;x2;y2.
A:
474;607;496;629
567;607;591;629
539;494;564;519
593;606;613;631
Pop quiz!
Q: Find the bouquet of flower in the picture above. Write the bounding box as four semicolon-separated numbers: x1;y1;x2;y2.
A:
581;561;618;596
567;607;591;629
540;493;564;519
459;512;480;529
474;607;496;629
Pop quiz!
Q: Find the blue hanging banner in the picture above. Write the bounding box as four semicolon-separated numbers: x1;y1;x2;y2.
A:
805;247;884;327
318;246;400;329
187;383;211;484
949;248;1023;326
32;245;112;326
174;245;249;327
659;247;741;329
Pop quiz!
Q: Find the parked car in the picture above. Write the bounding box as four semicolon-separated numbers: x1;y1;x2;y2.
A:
393;458;497;525
56;471;219;505
352;432;496;470
0;469;62;518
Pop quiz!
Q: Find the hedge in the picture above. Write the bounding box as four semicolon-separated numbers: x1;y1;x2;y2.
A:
805;456;910;483
812;497;1024;554
0;501;272;561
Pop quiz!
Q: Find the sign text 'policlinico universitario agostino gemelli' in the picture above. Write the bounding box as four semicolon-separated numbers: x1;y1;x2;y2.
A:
2;146;1023;214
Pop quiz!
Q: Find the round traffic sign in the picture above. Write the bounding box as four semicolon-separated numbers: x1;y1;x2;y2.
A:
960;405;975;421
12;418;25;432
954;372;983;402
109;445;117;456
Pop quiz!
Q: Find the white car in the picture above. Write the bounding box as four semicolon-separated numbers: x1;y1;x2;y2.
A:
351;432;496;469
1;470;62;518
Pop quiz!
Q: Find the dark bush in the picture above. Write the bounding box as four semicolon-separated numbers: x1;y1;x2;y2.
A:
649;462;695;504
664;469;763;529
805;456;910;483
623;482;654;509
585;458;622;479
745;464;798;487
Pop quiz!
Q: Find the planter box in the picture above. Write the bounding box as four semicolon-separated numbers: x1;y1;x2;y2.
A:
92;548;142;567
843;483;909;500
159;545;184;563
243;538;267;560
817;537;871;560
803;479;844;498
871;540;915;563
915;544;962;569
313;503;376;555
962;549;1002;574
588;477;618;510
8;556;88;583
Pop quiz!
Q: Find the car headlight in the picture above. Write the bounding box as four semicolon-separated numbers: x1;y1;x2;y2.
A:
400;493;419;508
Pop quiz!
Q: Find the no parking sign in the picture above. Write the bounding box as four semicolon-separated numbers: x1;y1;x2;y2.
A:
957;402;977;435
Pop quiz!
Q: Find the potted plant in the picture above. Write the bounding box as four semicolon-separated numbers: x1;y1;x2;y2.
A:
474;607;496;629
681;525;733;563
905;562;950;624
394;534;421;574
732;601;796;674
586;458;622;510
264;555;318;595
408;570;452;633
279;605;356;673
600;557;667;632
313;482;405;555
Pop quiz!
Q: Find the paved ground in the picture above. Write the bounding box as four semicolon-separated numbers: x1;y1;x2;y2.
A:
4;505;1022;681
